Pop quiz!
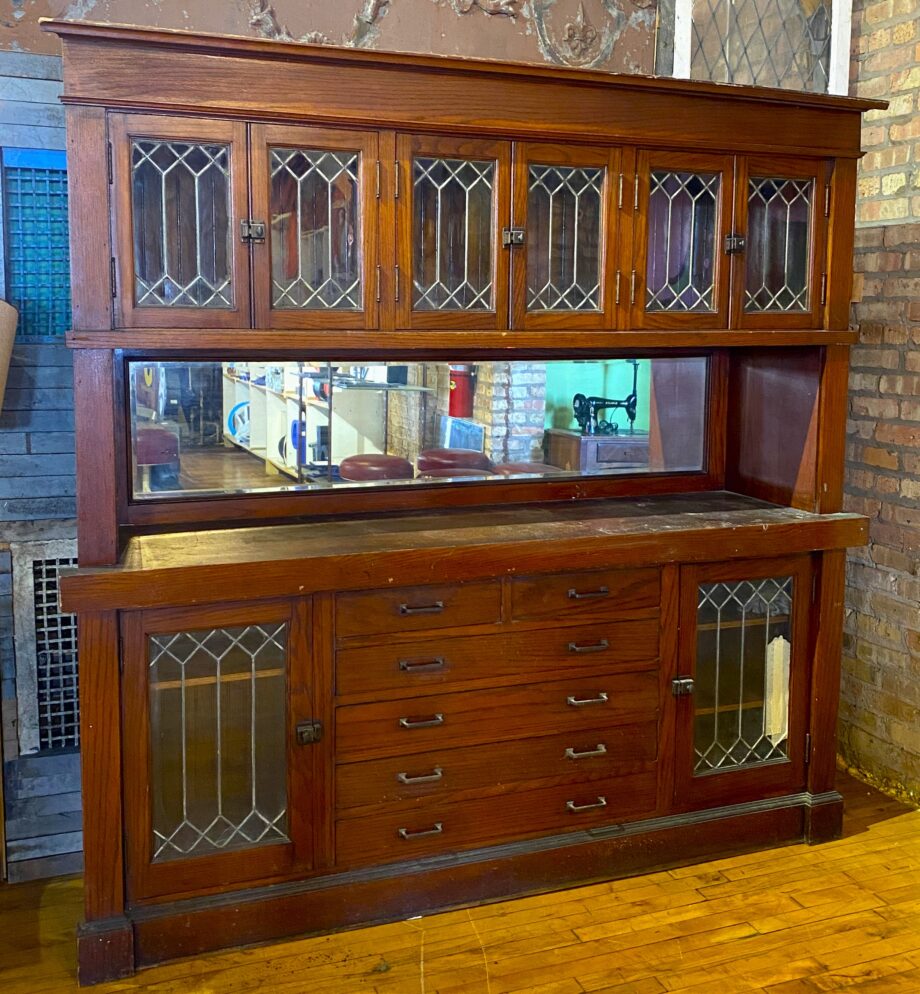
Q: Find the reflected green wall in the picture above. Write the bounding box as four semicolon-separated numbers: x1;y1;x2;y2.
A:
544;360;651;432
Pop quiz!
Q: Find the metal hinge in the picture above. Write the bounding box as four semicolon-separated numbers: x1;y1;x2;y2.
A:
805;732;812;765
824;184;831;218
615;270;621;306
106;141;113;185
629;269;636;306
671;677;695;697
110;257;117;298
240;219;266;243
724;234;747;255
502;226;525;247
394;161;400;199
633;174;639;210
820;272;828;306
617;173;624;210
296;719;324;745
375;160;381;200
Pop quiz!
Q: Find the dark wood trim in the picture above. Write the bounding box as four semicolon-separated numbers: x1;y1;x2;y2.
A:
76;917;135;986
825;159;858;330
815;345;850;514
804;791;844;844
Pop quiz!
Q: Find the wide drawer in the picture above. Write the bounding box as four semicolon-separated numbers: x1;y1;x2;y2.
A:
336;719;659;813
335;671;659;761
510;567;660;622
336;618;659;697
335;769;658;868
336;581;501;638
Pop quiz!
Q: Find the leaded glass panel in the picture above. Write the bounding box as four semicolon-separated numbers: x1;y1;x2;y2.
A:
270;148;362;310
148;623;289;861
526;164;603;312
646;171;719;312
693;577;793;775
412;157;494;311
745;177;812;312
131;140;233;308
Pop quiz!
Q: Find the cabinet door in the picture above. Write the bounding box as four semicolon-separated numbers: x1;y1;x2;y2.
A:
122;600;317;900
250;125;378;330
110;114;251;329
674;557;812;809
396;134;511;330
631;152;733;329
511;143;619;330
733;156;828;329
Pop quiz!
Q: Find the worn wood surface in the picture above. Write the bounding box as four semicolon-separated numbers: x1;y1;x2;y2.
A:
2;773;917;993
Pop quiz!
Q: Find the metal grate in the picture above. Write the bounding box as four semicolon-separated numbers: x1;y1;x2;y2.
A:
690;0;832;93
1;149;71;338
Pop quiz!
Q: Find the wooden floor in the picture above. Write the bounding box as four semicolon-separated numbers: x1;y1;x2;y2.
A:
2;773;919;994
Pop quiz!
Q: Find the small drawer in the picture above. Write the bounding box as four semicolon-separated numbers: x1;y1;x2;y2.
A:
335;670;659;761
335;769;658;868
336;719;659;813
511;568;660;622
336;581;501;638
336;617;659;698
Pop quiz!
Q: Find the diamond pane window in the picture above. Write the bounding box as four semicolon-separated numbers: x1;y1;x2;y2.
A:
148;623;289;861
527;164;603;311
131;140;232;308
646;171;719;313
413;157;494;311
745;176;812;313
693;576;793;775
270;148;362;310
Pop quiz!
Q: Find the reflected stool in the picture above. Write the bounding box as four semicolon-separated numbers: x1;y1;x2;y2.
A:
493;462;564;476
135;426;181;492
417;448;494;473
339;454;415;481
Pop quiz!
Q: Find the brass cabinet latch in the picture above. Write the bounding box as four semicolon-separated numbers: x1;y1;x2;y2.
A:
240;219;266;243
502;227;525;247
295;719;323;745
724;234;746;255
671;677;695;697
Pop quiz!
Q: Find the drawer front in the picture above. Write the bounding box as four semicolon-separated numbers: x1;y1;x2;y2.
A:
335;769;658;867
511;568;660;622
336;671;659;761
336;581;501;638
336;618;660;697
336;719;659;813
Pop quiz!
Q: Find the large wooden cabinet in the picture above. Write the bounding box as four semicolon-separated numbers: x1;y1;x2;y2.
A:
47;18;879;986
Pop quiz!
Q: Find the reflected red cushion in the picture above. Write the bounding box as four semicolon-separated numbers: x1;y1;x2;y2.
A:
493;462;564;476
418;467;495;478
417;448;494;472
136;427;179;465
339;454;414;481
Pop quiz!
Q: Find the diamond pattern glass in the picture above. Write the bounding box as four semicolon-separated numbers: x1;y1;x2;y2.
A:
131;140;232;308
148;623;289;861
526;164;603;311
690;0;832;93
413;157;494;311
646;171;719;313
693;577;793;775
745;177;812;313
270;148;362;310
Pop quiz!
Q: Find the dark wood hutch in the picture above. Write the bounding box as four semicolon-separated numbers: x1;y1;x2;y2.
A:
45;17;879;984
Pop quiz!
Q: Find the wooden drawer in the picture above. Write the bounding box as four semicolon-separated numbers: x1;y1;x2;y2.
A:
335;769;658;868
511;568;660;622
336;581;501;638
335;671;659;761
336;719;658;813
336;618;659;698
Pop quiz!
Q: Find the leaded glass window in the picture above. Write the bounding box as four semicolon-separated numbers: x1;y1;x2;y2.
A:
148;623;289;861
412;156;494;311
131;140;233;308
745;176;812;313
693;577;793;775
270;148;362;310
526;164;603;312
646;171;719;312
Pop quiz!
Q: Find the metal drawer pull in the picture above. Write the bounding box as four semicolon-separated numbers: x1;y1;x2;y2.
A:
399;713;444;729
567;586;610;601
567;796;607;813
399;601;445;616
566;692;609;707
565;744;607;760
398;822;443;840
399;657;446;673
567;639;609;654
397;766;443;785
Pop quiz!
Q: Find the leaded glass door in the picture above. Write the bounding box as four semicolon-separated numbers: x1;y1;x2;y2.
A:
110;114;251;329
396;134;510;330
674;558;812;809
511;144;618;330
250;125;378;330
733;156;828;330
122;600;316;900
632;151;733;329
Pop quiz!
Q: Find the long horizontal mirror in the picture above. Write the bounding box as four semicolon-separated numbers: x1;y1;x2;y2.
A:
128;357;709;500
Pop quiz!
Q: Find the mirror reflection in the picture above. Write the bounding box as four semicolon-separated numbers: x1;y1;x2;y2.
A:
129;357;708;499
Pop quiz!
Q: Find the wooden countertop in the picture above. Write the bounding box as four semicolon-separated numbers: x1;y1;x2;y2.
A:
60;492;867;612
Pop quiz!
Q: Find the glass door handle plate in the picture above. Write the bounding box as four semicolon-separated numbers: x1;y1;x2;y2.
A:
566;692;609;707
398;822;443;840
397;767;444;784
565;744;608;760
671;677;695;697
295;719;324;745
399;714;445;729
567;796;607;813
567;640;610;654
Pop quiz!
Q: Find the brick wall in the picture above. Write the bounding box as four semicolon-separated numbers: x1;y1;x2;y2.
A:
840;0;920;801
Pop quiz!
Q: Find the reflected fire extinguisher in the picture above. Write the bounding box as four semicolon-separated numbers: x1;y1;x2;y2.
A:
449;364;475;418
